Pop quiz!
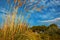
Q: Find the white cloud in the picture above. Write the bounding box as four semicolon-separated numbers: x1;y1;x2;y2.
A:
30;0;35;2
38;17;60;22
0;8;10;14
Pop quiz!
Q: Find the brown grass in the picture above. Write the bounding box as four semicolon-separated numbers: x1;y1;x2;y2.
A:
0;7;40;40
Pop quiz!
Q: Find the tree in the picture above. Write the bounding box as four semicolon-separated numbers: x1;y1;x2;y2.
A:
47;24;58;32
30;25;47;33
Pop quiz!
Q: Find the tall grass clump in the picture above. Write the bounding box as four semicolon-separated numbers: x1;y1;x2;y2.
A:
0;7;40;40
0;0;41;40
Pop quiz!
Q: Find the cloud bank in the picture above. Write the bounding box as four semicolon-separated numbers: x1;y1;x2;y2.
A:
38;17;60;22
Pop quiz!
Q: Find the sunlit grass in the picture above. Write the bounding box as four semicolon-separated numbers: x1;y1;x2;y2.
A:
0;7;40;40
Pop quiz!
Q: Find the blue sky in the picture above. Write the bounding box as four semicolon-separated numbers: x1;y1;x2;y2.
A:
0;0;60;27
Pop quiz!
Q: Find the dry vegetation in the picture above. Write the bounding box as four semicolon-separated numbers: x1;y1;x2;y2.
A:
0;0;60;40
0;1;40;39
0;7;41;40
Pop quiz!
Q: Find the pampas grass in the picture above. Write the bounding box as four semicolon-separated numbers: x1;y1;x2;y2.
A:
0;7;40;40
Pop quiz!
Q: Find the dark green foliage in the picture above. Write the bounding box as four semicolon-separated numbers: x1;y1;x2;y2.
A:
30;25;47;33
30;24;60;40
